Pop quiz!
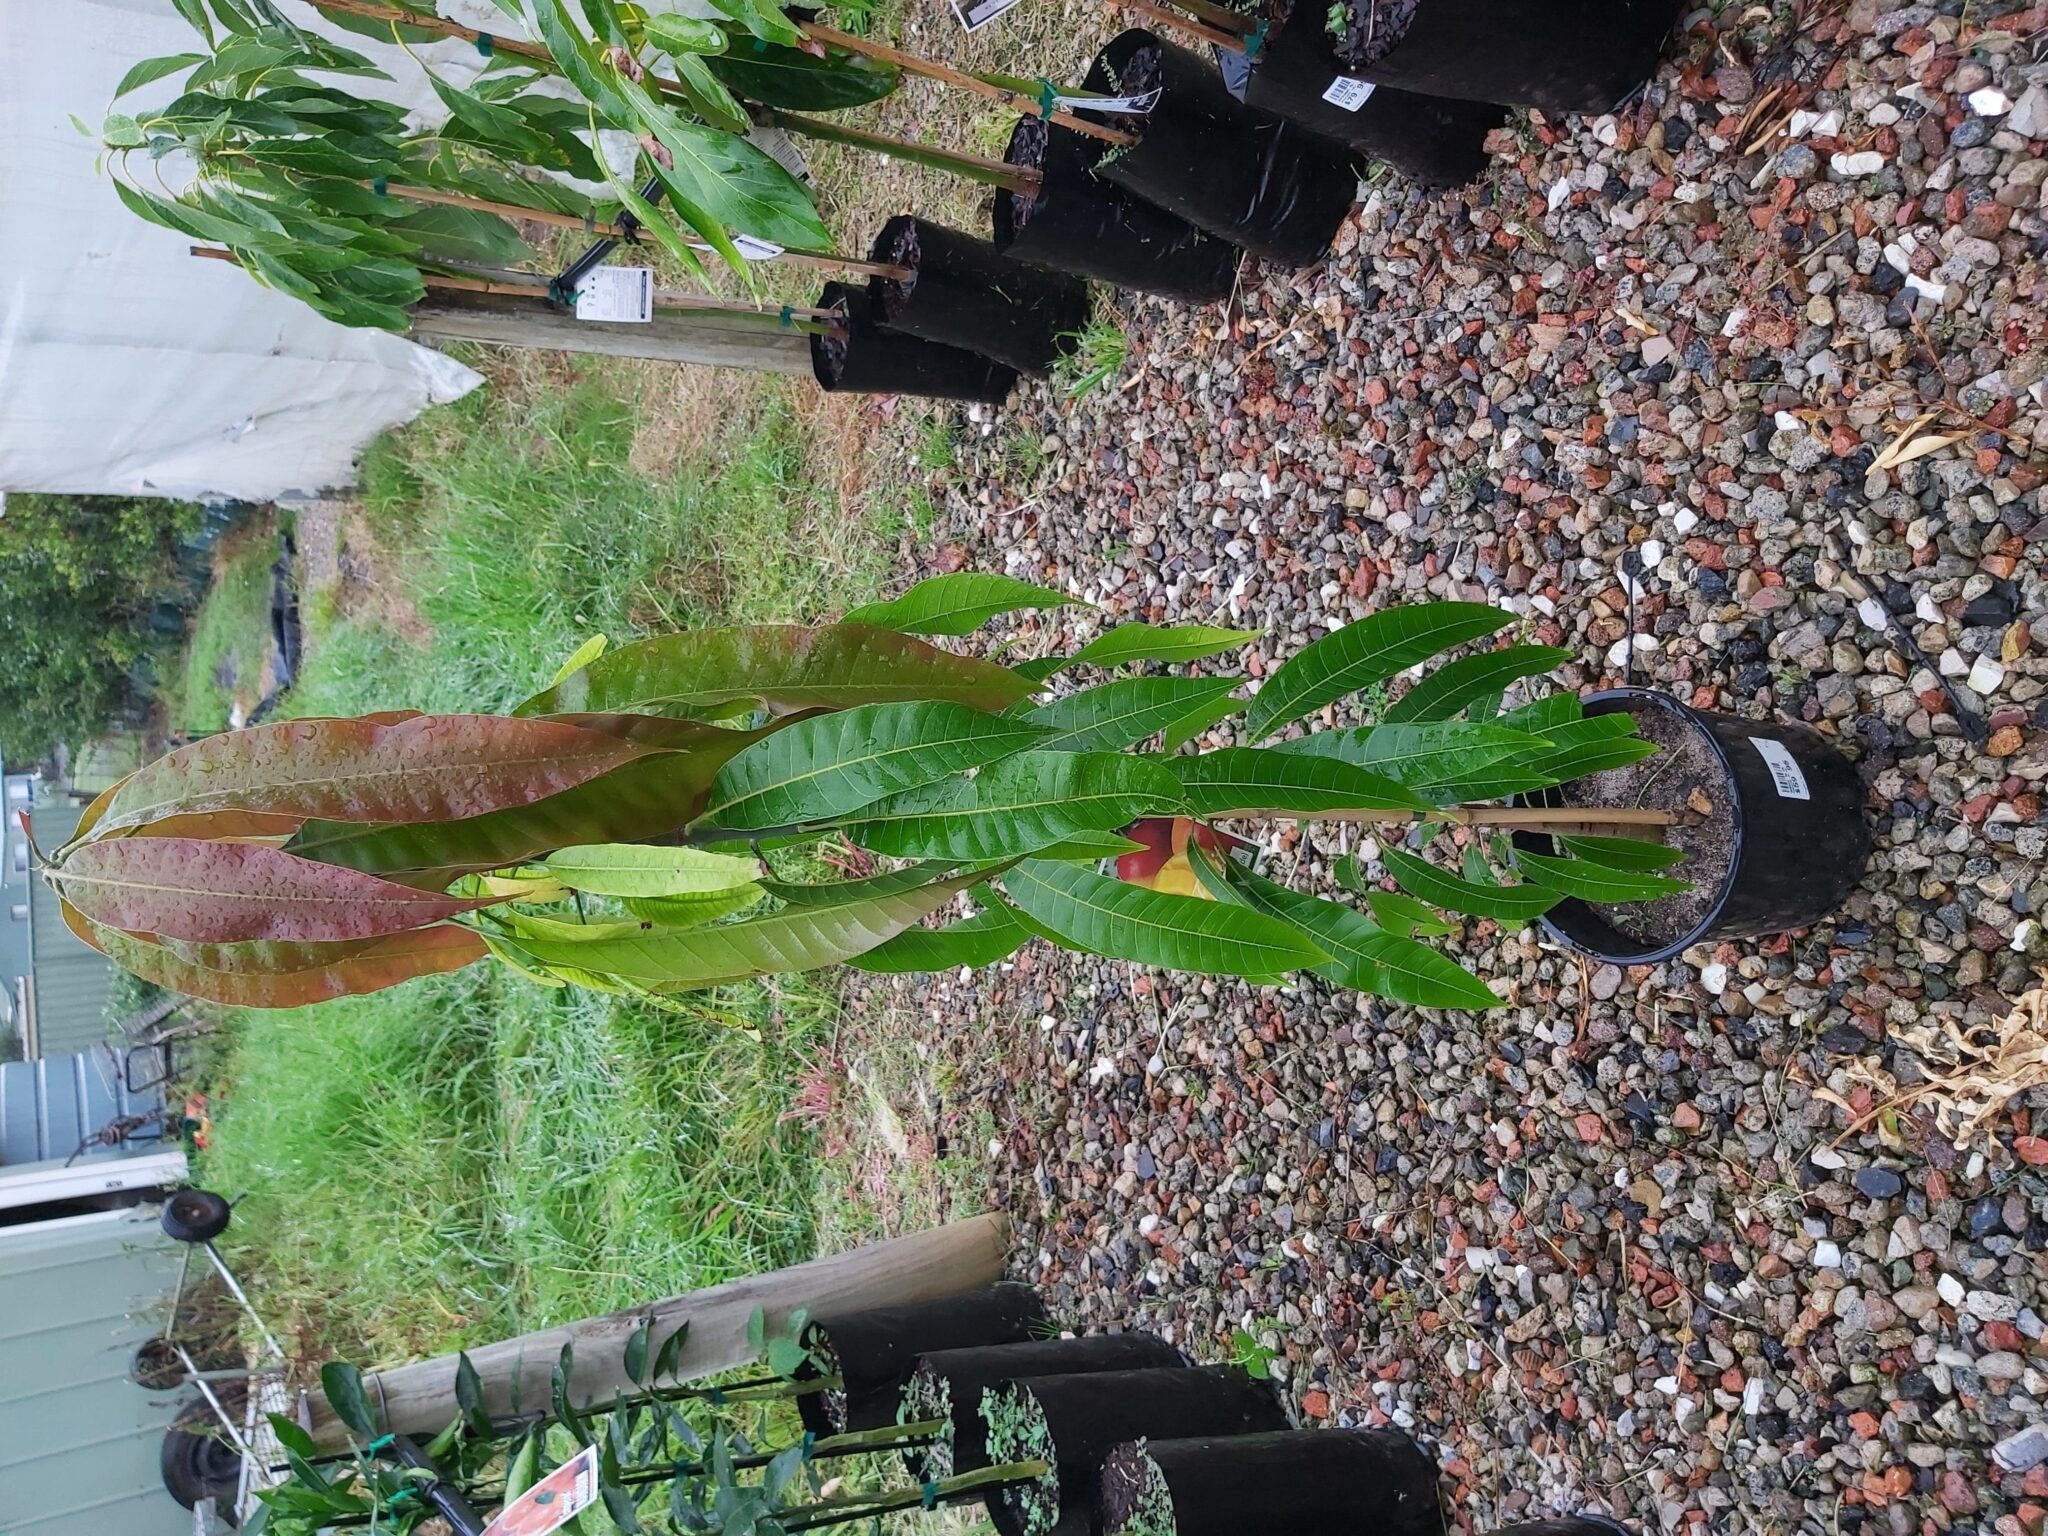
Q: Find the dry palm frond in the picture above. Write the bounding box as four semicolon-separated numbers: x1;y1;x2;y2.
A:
1820;976;2048;1150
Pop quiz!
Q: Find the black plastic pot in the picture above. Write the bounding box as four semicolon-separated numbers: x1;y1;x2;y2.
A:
994;118;1242;304
868;216;1089;377
1319;0;1687;117
796;1282;1050;1437
983;1365;1291;1536
1081;30;1356;268
1241;0;1499;187
1516;688;1871;966
910;1332;1189;1479
811;281;1018;403
1096;1428;1442;1536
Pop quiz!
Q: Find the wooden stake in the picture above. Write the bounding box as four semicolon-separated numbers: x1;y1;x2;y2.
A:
1112;0;1249;52
308;0;553;61
1217;806;1678;832
798;23;1139;146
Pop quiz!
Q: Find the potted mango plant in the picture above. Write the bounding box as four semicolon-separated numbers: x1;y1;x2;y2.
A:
37;580;1869;1008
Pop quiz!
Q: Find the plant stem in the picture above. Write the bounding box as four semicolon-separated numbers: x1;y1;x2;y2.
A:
1112;0;1249;52
612;1419;948;1488
796;23;1139;146
779;1459;1052;1531
769;111;1040;195
1215;806;1676;832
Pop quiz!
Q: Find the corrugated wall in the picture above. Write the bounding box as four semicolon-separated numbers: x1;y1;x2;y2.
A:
0;1210;192;1536
0;1050;163;1168
23;802;116;1061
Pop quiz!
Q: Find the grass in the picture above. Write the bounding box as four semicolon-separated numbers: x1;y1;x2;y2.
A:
197;354;895;1367
172;518;279;735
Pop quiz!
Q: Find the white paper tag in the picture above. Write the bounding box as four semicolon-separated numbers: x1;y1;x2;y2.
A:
1750;737;1810;800
574;266;653;323
1322;76;1376;111
732;233;786;262
747;125;809;182
482;1445;600;1536
1053;87;1162;114
949;0;1024;30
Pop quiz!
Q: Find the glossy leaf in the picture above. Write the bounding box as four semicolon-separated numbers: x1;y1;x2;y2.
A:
95;714;652;836
550;634;610;687
703;42;901;109
1364;888;1458;938
1383;645;1572;724
756;862;956;907
517;624;1035;717
509;870;984;987
642;12;728;53
1165;748;1429;818
1276;723;1550;800
652;1321;690;1382
64;907;485;1007
1509;714;1658;782
52;837;489;944
1244;602;1512;740
1002;858;1326;978
1380;846;1561;923
542;844;760;898
1553;833;1683;870
850;905;1027;972
115;53;205;99
322;1363;375;1437
1023;677;1240;754
843;752;1181;862
1030;829;1147;860
1017;621;1261;682
618;885;766;926
699;702;1047;831
1162;691;1245;753
1513;850;1689;903
842;573;1082;637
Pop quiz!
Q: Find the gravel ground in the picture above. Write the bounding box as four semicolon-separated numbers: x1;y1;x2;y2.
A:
844;2;2048;1531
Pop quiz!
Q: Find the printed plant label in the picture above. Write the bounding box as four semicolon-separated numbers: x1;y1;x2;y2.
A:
1750;737;1810;800
1322;76;1376;110
574;267;653;323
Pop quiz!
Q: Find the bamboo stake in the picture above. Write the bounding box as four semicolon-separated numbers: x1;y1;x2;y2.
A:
1113;0;1249;52
770;110;1041;195
780;1461;1053;1531
1161;0;1257;33
797;22;1138;146
308;0;553;61
1215;806;1677;831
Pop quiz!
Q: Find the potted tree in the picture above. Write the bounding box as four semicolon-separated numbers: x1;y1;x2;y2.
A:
37;584;1870;1008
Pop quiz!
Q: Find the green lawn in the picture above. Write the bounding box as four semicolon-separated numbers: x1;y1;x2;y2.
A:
198;360;892;1366
172;520;278;736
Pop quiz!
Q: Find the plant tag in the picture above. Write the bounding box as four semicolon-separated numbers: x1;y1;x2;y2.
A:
574;267;653;323
949;0;1024;30
1052;87;1161;113
1322;76;1376;110
1749;737;1810;801
747;124;809;182
482;1444;600;1536
733;234;785;261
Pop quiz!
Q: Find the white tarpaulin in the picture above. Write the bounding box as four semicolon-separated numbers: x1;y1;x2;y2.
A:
0;0;512;502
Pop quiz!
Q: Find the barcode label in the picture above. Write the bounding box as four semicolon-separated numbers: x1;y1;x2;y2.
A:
574;266;653;323
747;125;809;182
1322;76;1376;110
1750;737;1810;800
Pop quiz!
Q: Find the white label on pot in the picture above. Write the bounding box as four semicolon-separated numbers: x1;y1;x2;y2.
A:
951;0;1024;31
1750;737;1810;800
733;234;785;262
1323;76;1376;111
574;266;653;323
747;125;809;182
1052;87;1162;114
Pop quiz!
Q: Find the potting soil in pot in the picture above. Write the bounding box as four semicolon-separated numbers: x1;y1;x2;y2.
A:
1554;698;1733;946
1326;0;1422;70
811;281;1019;403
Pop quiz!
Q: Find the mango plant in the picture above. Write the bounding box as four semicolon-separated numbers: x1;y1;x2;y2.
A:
38;583;1683;1013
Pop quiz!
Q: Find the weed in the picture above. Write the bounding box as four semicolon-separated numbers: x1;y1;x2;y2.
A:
1054;318;1130;399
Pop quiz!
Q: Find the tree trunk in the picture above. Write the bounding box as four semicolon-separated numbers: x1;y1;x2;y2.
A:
408;289;811;374
304;1213;1013;1447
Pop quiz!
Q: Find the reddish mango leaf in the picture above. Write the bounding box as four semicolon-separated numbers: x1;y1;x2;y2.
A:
94;715;656;837
48;837;491;943
514;624;1035;718
129;810;309;840
61;902;485;1007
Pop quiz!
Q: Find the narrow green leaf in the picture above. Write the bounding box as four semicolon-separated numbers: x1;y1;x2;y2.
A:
1554;834;1684;871
1018;622;1260;681
701;702;1047;830
1165;748;1430;817
1162;691;1245;753
1383;645;1572;724
843;751;1180;862
617;886;766;926
1245;602;1513;740
321;1362;374;1437
1023;677;1240;753
114;53;204;99
1513;850;1689;903
850;905;1027;972
506;1430;542;1502
841;573;1084;637
1276;722;1550;800
704;42;900;109
652;1321;690;1381
625;1319;653;1386
643;12;728;53
1028;829;1146;860
1002;858;1326;978
542;844;760;898
553;1341;592;1446
455;1353;484;1425
1381;846;1561;923
757;862;956;907
1364;889;1457;938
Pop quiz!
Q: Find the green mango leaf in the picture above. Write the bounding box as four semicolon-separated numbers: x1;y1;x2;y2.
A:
850;904;1027;972
1509;714;1659;783
1002;858;1326;978
114;53;204;99
1276;722;1550;801
518;624;1035;717
1028;829;1147;860
390;204;532;267
841;573;1084;637
699;0;805;47
1383;645;1572;724
674;51;752;134
1162;691;1245;753
1501;693;1583;732
553;1341;592;1446
700;701;1048;831
756;862;956;907
455;1351;484;1421
321;1362;375;1437
643;12;729;53
703;42;900;109
618;885;766;926
766;1336;807;1377
1513;850;1689;903
1016;621;1261;682
1165;747;1430;818
1362;888;1458;938
843;751;1181;862
542;844;761;898
1244;602;1512;741
1023;677;1241;753
1553;834;1684;871
509;870;984;987
1380;846;1561;923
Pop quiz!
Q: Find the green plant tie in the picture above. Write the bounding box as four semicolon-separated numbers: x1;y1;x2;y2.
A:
475;32;494;56
752;36;768;51
365;1435;395;1455
1243;19;1267;57
921;1481;941;1511
1034;78;1059;119
707;1386;726;1405
799;1432;816;1460
382;1487;421;1513
371;177;387;197
778;304;794;327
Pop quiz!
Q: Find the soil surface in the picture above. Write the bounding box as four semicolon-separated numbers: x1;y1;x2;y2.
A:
840;2;2048;1531
1329;0;1423;70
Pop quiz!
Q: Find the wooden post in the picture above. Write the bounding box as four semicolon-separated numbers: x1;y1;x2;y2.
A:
408;289;814;374
305;1213;1013;1447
